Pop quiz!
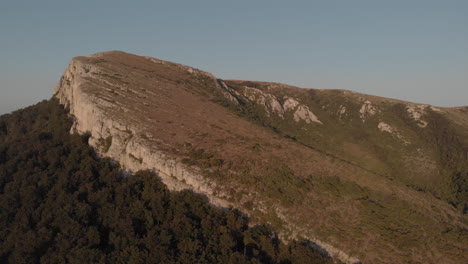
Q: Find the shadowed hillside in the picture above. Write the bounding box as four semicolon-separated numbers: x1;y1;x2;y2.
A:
0;100;331;264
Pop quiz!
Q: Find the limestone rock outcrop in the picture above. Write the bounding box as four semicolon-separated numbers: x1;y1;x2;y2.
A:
54;52;229;207
293;104;323;124
243;86;285;117
359;100;377;121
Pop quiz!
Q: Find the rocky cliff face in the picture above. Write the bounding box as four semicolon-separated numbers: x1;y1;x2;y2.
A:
54;52;229;207
54;51;467;264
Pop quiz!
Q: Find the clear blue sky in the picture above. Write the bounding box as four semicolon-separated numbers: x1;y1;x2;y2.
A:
1;0;467;114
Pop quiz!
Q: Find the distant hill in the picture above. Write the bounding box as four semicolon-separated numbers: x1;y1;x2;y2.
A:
4;50;467;263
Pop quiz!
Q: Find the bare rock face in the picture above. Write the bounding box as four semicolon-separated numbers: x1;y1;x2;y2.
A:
217;80;241;105
282;97;323;124
54;52;229;208
293;104;323;124
237;86;323;124
283;97;300;111
337;105;347;119
377;121;410;145
359;100;377;121
243;86;285;117
377;121;395;133
406;105;429;127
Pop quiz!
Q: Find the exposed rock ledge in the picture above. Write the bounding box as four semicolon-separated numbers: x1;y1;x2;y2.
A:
54;57;229;208
236;86;323;124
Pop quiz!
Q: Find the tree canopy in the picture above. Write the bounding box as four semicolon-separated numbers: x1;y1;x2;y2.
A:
0;100;331;264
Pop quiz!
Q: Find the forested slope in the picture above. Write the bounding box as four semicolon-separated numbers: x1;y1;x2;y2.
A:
0;100;331;264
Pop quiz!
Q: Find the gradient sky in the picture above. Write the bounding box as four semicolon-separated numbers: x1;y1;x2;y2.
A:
1;0;467;114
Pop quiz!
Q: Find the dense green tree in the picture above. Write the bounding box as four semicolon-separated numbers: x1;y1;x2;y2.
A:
0;100;331;263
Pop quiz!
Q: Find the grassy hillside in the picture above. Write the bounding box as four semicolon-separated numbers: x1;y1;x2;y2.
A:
220;80;468;213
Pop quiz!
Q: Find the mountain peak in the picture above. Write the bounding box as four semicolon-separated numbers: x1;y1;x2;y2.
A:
53;51;468;264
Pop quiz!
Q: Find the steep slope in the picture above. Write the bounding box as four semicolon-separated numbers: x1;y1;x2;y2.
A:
54;51;467;264
0;100;331;264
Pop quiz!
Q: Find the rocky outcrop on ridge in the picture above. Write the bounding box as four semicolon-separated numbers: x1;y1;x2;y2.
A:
54;52;229;207
53;51;468;264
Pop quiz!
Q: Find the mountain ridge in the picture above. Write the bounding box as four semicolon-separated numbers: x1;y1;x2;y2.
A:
53;50;467;264
91;50;468;108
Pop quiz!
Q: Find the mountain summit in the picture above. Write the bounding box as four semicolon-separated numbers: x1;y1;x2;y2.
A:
54;51;467;263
